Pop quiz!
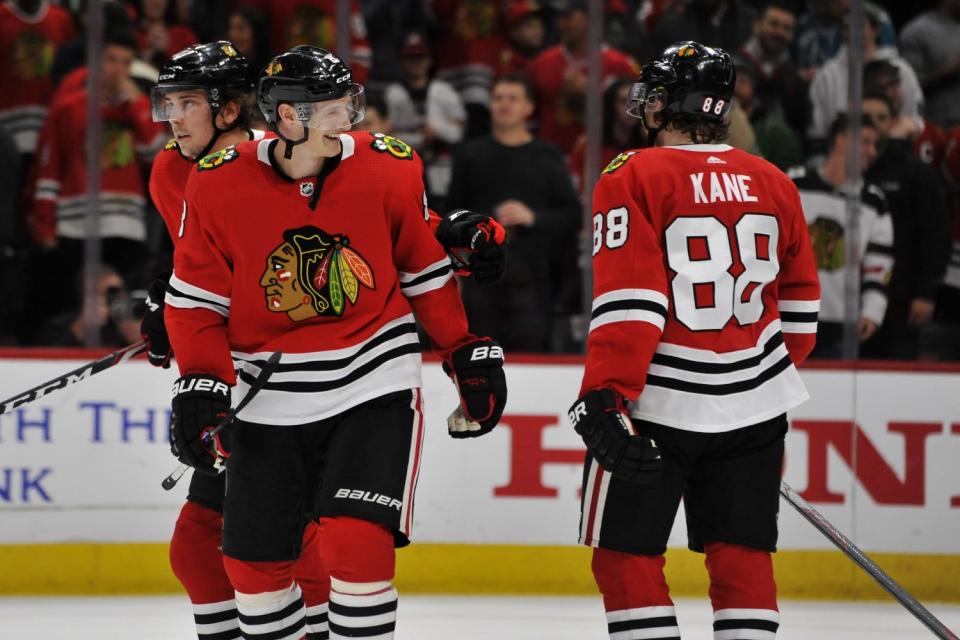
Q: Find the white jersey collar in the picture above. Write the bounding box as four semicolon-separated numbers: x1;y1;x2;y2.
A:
661;144;734;152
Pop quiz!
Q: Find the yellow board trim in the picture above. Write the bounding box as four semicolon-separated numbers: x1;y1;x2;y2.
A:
1;543;958;602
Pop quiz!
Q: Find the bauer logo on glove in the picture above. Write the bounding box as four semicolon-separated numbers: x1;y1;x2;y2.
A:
444;338;508;438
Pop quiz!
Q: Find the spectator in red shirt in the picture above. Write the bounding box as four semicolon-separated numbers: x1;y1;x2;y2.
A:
568;77;643;193
0;0;76;160
497;0;547;76
239;0;371;84
526;0;638;153
133;0;199;68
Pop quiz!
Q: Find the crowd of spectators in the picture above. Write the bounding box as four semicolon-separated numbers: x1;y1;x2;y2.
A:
1;0;959;362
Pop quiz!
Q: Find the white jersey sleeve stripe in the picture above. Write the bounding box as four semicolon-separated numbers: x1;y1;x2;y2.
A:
398;258;453;298
590;288;669;333
778;299;820;312
589;309;667;333
592;288;669;310
169;272;231;308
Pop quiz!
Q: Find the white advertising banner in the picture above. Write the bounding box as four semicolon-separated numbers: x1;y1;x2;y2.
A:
0;357;958;553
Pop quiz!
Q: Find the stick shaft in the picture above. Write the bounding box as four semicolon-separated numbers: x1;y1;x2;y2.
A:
780;481;958;640
0;340;147;415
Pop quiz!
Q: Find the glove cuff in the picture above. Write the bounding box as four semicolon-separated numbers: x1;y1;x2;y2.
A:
171;374;231;403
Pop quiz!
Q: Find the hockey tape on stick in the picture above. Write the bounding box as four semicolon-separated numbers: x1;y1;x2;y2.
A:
780;480;958;640
162;351;282;490
0;339;148;416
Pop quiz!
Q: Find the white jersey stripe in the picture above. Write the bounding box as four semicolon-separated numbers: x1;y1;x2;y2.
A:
590;309;666;333
169;272;231;308
778;299;820;312
593;288;670;310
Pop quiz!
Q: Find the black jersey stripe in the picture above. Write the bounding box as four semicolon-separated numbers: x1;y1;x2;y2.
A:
197;629;242;640
779;310;819;324
861;281;888;295
327;599;398;617
591;298;669;320
238;343;422;393
240;618;306;640
608;615;679;633
650;332;784;375
646;353;793;395
399;263;452;289
167;283;230;312
237;597;304;626
327;621;395;637
865;242;895;257
195;608;239;625
235;323;419;374
714;618;780;632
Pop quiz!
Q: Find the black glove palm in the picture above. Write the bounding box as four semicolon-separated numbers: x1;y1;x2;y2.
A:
443;339;507;438
141;278;172;368
568;388;662;484
436;209;507;286
170;374;231;476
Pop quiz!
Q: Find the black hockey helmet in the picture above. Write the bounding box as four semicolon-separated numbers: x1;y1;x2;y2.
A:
257;45;364;125
152;41;252;122
257;46;365;158
627;41;736;125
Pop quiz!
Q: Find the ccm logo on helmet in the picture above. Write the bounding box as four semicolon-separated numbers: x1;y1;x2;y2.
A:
471;345;503;361
334;488;402;511
171;378;230;397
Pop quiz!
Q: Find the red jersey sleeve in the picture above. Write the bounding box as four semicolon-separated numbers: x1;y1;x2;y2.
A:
30;104;64;244
580;159;669;399
388;155;474;357
165;169;236;383
775;176;821;365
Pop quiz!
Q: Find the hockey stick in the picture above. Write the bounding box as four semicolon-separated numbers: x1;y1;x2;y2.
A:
161;351;282;490
780;480;958;640
0;339;148;416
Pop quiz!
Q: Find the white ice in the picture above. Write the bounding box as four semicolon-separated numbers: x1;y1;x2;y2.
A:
1;595;959;639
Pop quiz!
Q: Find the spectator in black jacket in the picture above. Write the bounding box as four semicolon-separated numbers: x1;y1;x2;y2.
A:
447;74;581;352
861;92;953;359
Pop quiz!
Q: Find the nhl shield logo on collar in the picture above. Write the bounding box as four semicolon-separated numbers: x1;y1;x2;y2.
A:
299;181;315;197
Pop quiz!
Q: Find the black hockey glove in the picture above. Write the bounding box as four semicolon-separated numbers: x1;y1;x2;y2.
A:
436;209;507;286
170;374;232;476
568;388;662;484
443;339;507;438
140;278;172;368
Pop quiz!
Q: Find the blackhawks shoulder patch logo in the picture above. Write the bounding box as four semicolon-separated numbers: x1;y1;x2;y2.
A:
197;146;239;171
261;226;376;321
370;133;413;160
602;151;637;175
164;138;179;151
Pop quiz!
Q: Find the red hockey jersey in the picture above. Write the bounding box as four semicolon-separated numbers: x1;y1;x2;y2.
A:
582;144;820;432
149;130;268;244
238;0;370;83
166;131;474;425
0;1;76;153
31;90;165;242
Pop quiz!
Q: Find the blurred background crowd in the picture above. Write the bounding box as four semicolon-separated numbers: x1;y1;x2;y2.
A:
1;0;958;362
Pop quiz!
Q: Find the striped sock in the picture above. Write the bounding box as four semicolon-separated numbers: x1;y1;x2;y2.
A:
193;599;241;640
606;605;680;639
713;608;780;639
328;583;398;639
236;583;306;640
305;601;329;640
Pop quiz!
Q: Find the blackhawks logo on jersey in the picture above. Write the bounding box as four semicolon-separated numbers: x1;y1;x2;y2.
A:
261;226;376;321
370;133;413;160
197;146;239;171
602;151;636;175
808;217;845;272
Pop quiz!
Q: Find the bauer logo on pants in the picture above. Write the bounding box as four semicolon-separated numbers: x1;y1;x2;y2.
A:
334;488;402;511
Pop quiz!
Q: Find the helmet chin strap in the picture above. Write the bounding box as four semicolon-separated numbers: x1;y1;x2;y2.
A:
182;109;242;162
274;124;310;159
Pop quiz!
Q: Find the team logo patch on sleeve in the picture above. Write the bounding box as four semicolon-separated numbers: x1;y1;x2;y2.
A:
197;146;239;171
370;133;413;160
602;151;636;175
261;226;376;321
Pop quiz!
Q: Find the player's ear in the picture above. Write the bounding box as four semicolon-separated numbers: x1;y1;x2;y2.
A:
217;100;241;129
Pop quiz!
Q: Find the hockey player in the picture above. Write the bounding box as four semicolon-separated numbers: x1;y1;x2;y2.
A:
163;46;507;640
147;41;335;640
568;42;820;638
